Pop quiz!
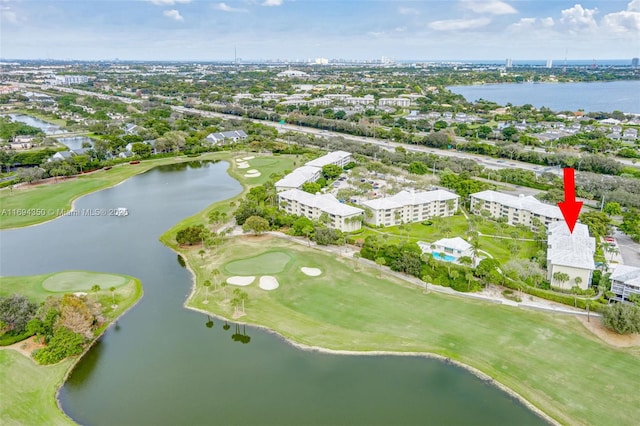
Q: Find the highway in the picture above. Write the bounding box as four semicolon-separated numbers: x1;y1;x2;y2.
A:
13;82;638;173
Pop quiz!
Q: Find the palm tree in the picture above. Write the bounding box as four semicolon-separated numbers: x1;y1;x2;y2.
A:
421;274;433;293
109;286;116;306
221;281;228;300
449;270;460;286
352;251;361;271
375;257;386;277
205;316;214;329
458;256;473;269
552;271;570;288
91;284;101;301
574;276;583;289
465;272;474;291
203;280;211;304
199;249;205;259
211;268;221;291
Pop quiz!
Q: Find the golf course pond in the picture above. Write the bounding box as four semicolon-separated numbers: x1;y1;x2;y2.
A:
0;160;547;425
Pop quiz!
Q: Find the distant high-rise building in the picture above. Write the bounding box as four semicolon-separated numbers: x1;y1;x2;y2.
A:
546;59;553;68
505;58;513;68
632;57;639;67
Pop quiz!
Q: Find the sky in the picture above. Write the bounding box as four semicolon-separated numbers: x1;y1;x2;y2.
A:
1;0;639;61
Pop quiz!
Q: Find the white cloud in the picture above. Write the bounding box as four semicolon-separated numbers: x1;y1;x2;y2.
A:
429;18;491;31
398;7;420;16
163;9;184;21
601;0;640;33
558;4;598;32
214;2;248;13
461;0;516;15
0;6;17;24
261;0;283;6
508;17;554;32
149;0;191;5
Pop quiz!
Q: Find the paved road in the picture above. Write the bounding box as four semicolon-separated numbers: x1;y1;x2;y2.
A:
14;82;639;172
613;229;640;267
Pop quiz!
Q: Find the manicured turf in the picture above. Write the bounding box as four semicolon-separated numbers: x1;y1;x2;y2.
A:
0;351;74;426
42;271;127;292
224;250;292;275
0;271;142;425
186;237;640;426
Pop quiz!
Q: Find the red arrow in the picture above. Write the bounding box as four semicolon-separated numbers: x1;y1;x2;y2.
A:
557;168;583;234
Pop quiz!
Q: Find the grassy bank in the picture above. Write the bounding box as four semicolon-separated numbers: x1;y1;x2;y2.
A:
0;153;236;230
0;271;143;425
183;236;640;426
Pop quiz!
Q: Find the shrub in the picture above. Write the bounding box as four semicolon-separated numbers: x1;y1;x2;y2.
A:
33;327;85;365
601;303;640;335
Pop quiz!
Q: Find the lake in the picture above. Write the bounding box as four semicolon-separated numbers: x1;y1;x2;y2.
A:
448;80;640;114
3;113;66;134
0;161;546;425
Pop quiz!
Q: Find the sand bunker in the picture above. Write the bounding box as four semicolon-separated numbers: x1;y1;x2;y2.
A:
244;171;261;178
242;156;255;160
301;267;322;277
259;276;279;291
227;276;255;286
237;162;250;169
246;169;258;173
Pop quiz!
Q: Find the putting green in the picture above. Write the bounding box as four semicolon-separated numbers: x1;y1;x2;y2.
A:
248;157;279;168
224;251;292;275
42;271;127;292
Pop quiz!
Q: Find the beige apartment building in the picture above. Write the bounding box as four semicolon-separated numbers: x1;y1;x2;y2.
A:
361;189;459;227
278;189;363;232
470;190;564;230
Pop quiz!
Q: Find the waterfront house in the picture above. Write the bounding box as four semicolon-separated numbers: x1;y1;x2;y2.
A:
418;237;473;262
205;130;248;145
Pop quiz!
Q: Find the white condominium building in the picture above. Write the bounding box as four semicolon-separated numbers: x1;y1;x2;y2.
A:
378;98;410;107
275;166;322;192
275;151;353;192
361;189;459;227
546;222;596;290
278;189;363;232
305;150;352;168
609;265;640;303
470;190;564;230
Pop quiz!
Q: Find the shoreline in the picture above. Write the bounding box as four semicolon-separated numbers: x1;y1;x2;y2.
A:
54;277;144;424
184;303;559;426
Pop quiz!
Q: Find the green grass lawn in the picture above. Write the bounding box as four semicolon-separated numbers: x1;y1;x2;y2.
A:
0;351;75;426
41;271;127;292
0;271;142;425
185;236;640;426
224;250;292;275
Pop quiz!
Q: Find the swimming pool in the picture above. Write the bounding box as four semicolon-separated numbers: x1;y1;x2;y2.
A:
432;252;456;262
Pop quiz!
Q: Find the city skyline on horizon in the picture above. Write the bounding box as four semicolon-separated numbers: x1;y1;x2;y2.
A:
1;1;639;61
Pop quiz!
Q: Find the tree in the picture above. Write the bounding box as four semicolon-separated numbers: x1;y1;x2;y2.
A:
211;268;221;291
131;142;152;158
603;202;622;216
552;271;570;288
321;164;342;179
109;286;116;306
205;316;214;329
203;280;212;304
574;276;583;289
199;249;205;259
465;272;475;290
242;215;270;235
375;257;387;277
601;303;640;335
91;285;101;301
579;211;611;238
176;224;207;245
0;294;38;334
352;252;361;271
458;256;473;268
301;181;322;194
